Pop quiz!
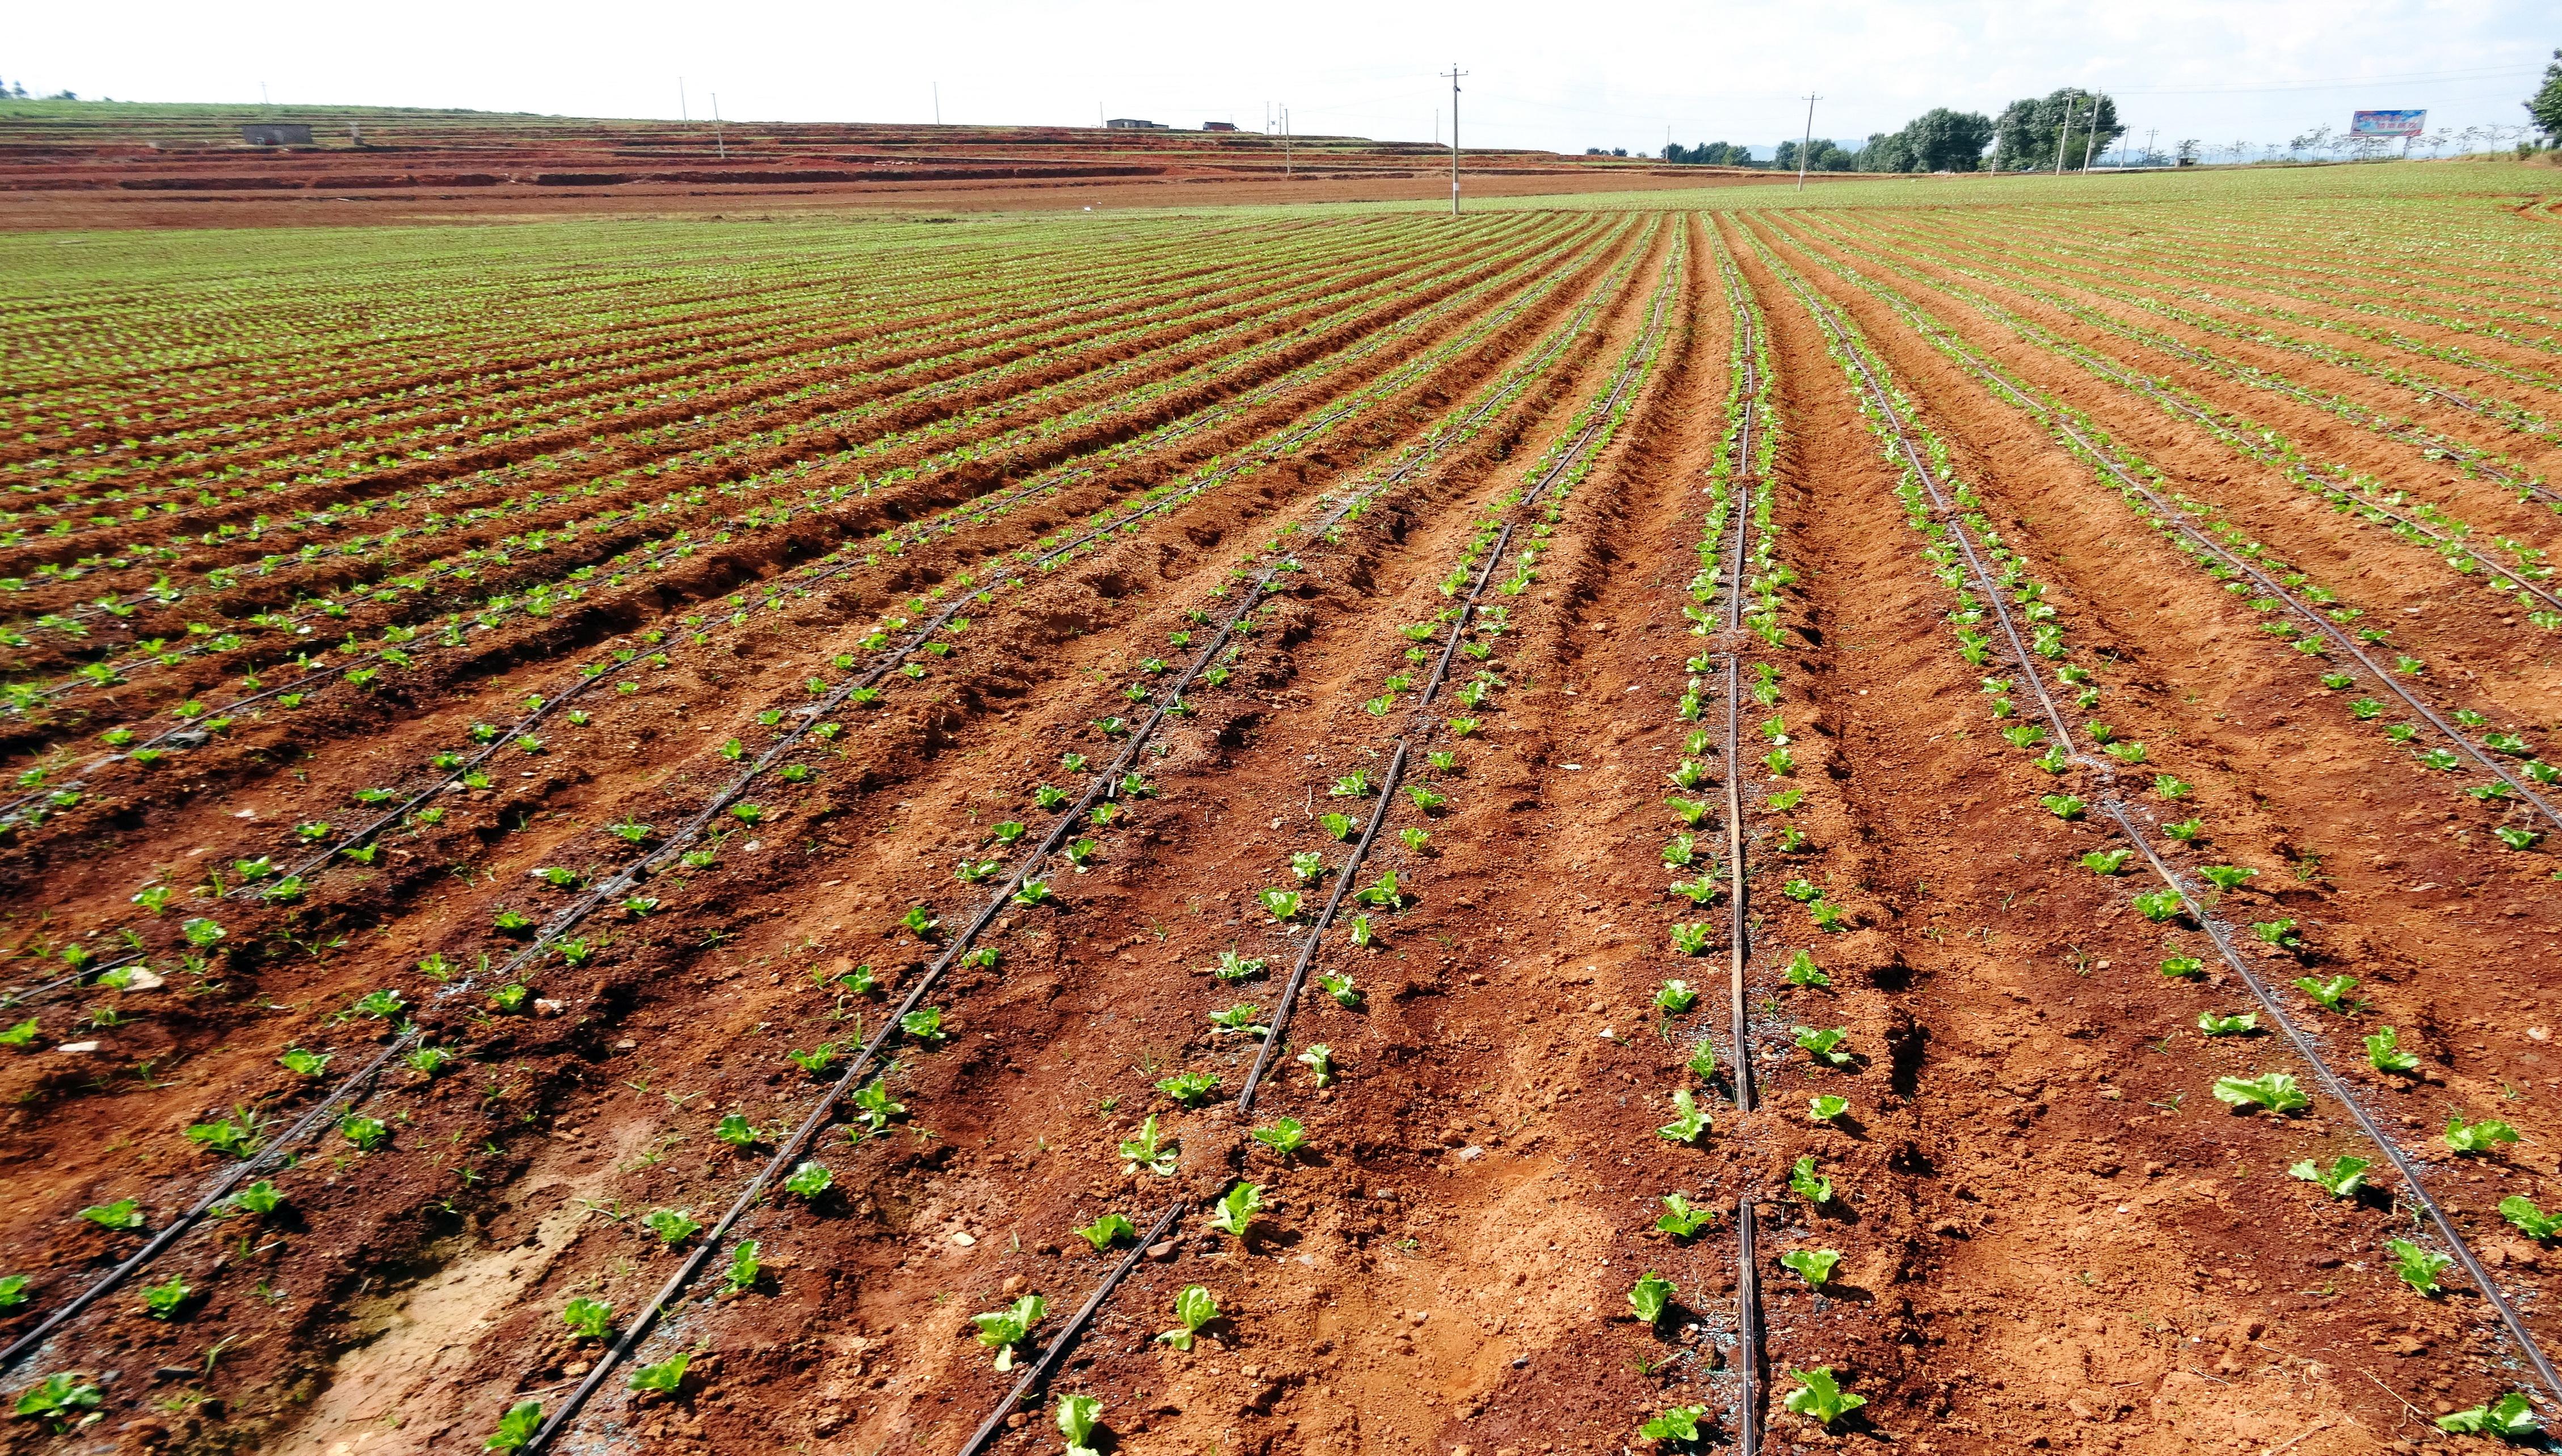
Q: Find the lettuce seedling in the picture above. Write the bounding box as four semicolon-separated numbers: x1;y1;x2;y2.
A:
1209;1004;1267;1037
2198;1011;2257;1036
2161;956;2205;979
2366;1026;2421;1074
1793;1026;1852;1066
1670;877;1719;905
1158;1285;1219;1351
1668;759;1710;790
1687;1042;1718;1080
187;1108;266;1159
1664;796;1711;828
1297;1044;1335;1087
850;1079;904;1135
2385;1238;2452;1296
1627;1271;1676;1325
1158;1071;1220;1106
341;1116;390;1151
1012;878;1056;907
1260;889;1303;921
2212;1073;2308;1114
0;1017;37;1048
901;904;940;936
1809;1095;1851;1122
1670;923;1714;956
1320;972;1362;1007
1208;1182;1265;1238
1320;812;1356;841
629;1353;691;1394
1252;1117;1309;1160
1783;951;1830;987
783;1160;834;1198
1662;835;1697;868
2041;794;2085;820
1790;1156;1832;1205
0;1276;26;1311
1290;851;1326;882
716;1240;761;1294
1785;1367;1866;1427
963;1297;1045;1374
1780;1248;1841;1287
643;1207;701;1244
1449;717;1481;736
2164;818;2205;841
1406;785;1447;813
2081;849;2131;876
2255;919;2303;950
1639;1405;1710;1443
221;1181;282;1217
2447;1115;2522;1154
1352;872;1403;908
2198;865;2257;890
899;1007;949;1043
1056;1394;1105;1456
2289;1156;2370;1198
2436;1394;2540;1439
2497;826;2540;850
1119;1116;1179;1176
2133;891;2185;923
1078;1213;1137;1251
563;1297;615;1339
1657;1089;1711;1144
1332;771;1374;798
141;1274;190;1320
714;1113;759;1149
80;1199;145;1230
2502;1196;2562;1241
787;1043;840;1074
1656;980;1698;1013
2292;974;2358;1012
12;1372;102;1423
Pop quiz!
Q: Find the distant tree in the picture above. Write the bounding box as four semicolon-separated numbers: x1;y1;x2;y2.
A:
1663;140;1756;166
1773;138;1854;173
1856;108;1993;172
2529;48;2562;141
1991;89;2123;171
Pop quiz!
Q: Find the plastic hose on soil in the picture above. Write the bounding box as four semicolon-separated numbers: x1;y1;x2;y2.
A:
954;1200;1188;1456
1782;251;2562;1414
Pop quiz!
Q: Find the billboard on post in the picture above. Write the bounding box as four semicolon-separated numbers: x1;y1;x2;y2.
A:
2351;110;2427;137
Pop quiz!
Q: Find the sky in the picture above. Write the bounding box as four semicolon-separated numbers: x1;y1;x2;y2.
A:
11;0;2555;157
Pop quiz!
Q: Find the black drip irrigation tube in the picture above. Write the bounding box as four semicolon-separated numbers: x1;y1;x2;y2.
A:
509;560;1281;1454
1970;294;2562;617
950;1198;1188;1456
0;1029;407;1373
1715;267;1764;1456
0;241;1563;836
1239;266;1675;1108
0;237;1629;1411
519;257;1638;1446
1787;266;2562;1416
1870;297;2562;830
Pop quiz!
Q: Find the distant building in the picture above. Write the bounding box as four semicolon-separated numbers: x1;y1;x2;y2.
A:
241;123;313;146
1105;118;1167;131
1202;121;1239;132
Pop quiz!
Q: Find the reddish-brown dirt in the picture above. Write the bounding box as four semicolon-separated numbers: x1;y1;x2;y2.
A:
0;107;1828;229
4;174;2561;1456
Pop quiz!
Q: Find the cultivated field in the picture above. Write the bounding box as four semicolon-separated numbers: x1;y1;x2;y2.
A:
1;162;2560;1456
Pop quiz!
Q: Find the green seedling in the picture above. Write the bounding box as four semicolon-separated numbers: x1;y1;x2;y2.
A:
1157;1285;1219;1351
1779;1248;1841;1287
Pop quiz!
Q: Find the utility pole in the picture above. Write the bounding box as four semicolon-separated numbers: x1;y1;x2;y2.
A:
1795;92;1820;192
2145;127;2157;167
933;82;940;125
1283;106;1292;179
2083;97;2101;171
1443;64;1467;214
260;81;270;108
712;92;726;161
678;77;688;123
2052;90;2074;174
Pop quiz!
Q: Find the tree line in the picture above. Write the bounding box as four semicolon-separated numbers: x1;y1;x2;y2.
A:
1657;88;2126;174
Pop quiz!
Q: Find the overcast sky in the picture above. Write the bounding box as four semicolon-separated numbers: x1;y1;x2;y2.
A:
13;0;2555;154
